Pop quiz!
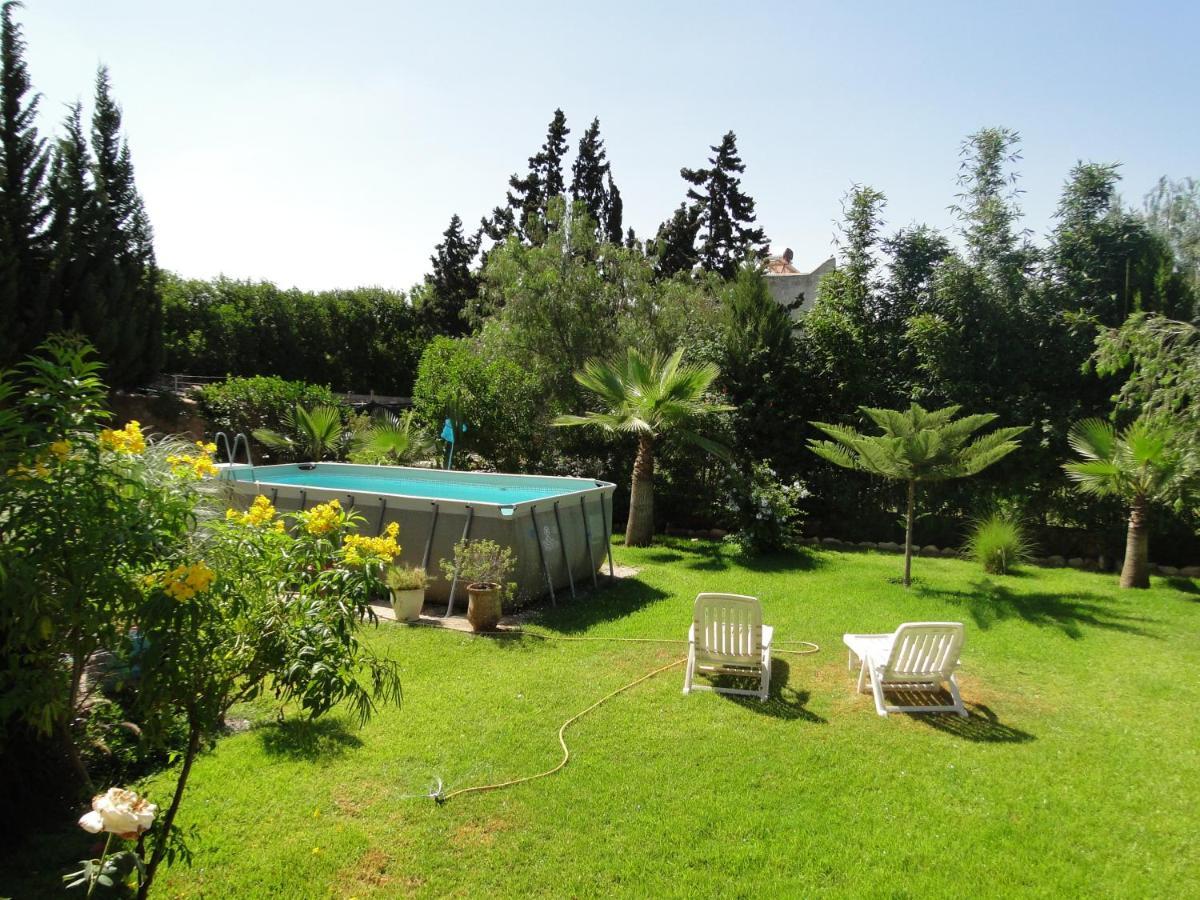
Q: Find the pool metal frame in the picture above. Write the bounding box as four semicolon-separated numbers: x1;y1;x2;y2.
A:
219;460;616;616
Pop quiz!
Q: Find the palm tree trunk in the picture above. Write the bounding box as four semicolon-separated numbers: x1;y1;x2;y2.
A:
625;434;655;546
903;479;916;588
1120;495;1150;589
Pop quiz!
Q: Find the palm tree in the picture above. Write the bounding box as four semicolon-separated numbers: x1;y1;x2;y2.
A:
353;411;435;465
810;403;1026;587
554;347;732;546
253;405;347;461
1063;418;1194;589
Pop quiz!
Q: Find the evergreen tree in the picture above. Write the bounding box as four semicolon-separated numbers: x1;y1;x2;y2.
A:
570;117;608;231
86;66;160;386
603;172;623;245
46;103;96;333
487;109;570;243
422;213;480;337
0;0;49;365
679;131;768;278
650;201;701;279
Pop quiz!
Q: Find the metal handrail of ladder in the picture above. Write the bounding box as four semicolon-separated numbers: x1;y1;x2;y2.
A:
214;431;255;481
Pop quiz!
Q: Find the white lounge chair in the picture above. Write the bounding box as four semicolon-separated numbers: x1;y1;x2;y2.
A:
843;622;967;717
683;593;773;701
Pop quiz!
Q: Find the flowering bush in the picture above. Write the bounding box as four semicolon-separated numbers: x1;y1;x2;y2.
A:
723;461;809;554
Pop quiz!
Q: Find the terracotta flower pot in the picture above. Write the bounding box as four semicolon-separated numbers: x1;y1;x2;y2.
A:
466;582;502;632
390;588;425;623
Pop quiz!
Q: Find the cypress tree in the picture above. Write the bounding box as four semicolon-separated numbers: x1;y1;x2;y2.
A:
486;109;570;243
0;0;49;365
680;131;768;279
422;213;480;336
603;172;623;246
650;201;701;279
87;66;160;386
570;117;608;232
46;103;96;333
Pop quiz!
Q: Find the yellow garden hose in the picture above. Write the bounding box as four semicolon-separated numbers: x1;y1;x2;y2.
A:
405;624;820;803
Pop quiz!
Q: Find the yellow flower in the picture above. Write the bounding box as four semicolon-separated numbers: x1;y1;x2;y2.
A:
228;495;280;528
303;499;344;535
49;440;72;461
195;440;218;454
342;527;401;566
157;561;215;601
167;441;219;479
99;421;146;455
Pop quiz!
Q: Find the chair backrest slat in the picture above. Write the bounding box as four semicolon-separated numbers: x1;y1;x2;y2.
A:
885;623;963;679
694;593;762;661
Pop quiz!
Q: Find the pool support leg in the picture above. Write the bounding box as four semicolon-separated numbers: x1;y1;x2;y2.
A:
553;501;575;600
580;495;598;589
599;491;615;579
529;505;556;606
444;505;474;619
376;498;388;535
421;502;440;573
299;490;308;512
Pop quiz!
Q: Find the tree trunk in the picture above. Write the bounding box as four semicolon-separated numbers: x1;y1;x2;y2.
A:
1120;495;1150;589
139;723;202;900
903;479;916;588
625;434;655;547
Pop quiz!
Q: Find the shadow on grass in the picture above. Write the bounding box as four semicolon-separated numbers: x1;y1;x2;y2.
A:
256;716;363;761
701;659;827;723
916;578;1160;640
914;702;1035;744
533;577;671;635
1165;576;1199;597
643;538;825;575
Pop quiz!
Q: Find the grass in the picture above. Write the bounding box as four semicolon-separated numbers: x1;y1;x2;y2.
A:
6;540;1200;897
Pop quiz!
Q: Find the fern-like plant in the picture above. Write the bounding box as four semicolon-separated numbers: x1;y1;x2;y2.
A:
253;404;347;461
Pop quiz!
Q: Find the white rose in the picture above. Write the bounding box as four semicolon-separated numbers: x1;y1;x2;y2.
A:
78;788;157;839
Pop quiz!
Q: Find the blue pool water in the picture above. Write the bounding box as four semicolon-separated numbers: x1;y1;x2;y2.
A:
227;464;596;505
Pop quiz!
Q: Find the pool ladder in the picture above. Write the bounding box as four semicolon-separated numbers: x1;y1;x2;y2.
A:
214;431;255;480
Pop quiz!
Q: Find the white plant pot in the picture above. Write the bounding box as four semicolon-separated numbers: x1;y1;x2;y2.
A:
390;588;425;622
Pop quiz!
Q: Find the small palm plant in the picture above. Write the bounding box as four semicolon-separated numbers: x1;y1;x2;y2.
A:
1062;418;1194;588
253;404;347;461
352;411;435;465
809;403;1027;586
554;347;732;546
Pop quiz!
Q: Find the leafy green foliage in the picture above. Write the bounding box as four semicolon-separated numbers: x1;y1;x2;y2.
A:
161;275;424;394
965;510;1033;574
1093;313;1199;436
722;461;808;554
194;375;343;441
439;539;516;599
419;214;480;337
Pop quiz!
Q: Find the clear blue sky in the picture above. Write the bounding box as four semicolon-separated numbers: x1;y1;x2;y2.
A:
25;0;1199;291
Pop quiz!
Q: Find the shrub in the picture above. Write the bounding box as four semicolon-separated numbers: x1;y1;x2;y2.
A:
965;510;1033;574
385;564;428;592
723;461;809;554
440;539;516;599
194;375;345;441
411;336;548;471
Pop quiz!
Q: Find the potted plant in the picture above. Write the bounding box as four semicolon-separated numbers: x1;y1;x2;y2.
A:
384;564;428;622
439;539;515;632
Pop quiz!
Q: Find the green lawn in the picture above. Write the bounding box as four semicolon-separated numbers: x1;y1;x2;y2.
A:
8;541;1200;897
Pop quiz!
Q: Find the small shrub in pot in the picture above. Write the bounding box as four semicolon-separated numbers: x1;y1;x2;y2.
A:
439;539;516;631
384;564;428;622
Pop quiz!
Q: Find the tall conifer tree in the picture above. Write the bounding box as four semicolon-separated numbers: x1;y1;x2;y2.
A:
0;0;49;364
46;103;96;332
87;66;160;385
650;201;701;280
484;109;570;243
570;117;609;231
680;131;768;279
422;213;480;336
603;172;623;245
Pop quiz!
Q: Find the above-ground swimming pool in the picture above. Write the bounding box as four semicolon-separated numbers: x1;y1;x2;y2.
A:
220;463;616;610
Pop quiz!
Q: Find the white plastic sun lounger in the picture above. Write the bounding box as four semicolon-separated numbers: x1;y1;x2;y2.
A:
683;593;773;701
843;622;966;717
